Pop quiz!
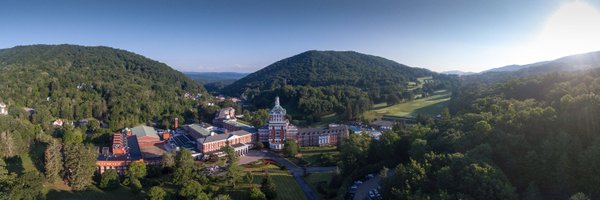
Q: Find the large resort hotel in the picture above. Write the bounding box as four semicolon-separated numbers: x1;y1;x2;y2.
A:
257;97;349;149
96;97;348;174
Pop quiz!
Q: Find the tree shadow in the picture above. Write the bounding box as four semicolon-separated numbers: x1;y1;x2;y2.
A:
5;156;24;174
411;101;450;117
29;141;47;172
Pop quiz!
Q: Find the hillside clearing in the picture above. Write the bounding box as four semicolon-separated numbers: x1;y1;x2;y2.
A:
364;90;451;120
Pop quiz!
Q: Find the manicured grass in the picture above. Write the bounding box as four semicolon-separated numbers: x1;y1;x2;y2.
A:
225;170;307;200
305;172;335;199
299;147;339;167
364;90;451;120
254;174;307;200
407;76;433;91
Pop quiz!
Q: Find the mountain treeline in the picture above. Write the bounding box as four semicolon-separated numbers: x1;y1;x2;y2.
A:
223;50;457;120
0;45;208;131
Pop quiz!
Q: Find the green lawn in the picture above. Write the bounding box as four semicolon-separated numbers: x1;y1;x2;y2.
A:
256;174;306;200
407;76;433;91
5;141;45;175
227;170;307;200
364;90;451;120
304;172;335;199
298;147;339;167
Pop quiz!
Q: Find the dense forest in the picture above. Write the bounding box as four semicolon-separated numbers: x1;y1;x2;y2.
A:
335;67;600;200
223;50;457;120
0;45;208;131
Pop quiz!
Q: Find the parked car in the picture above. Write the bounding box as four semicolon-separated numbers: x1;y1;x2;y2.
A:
366;173;375;179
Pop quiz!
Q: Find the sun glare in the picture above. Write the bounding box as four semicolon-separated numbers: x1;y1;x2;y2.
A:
513;0;600;63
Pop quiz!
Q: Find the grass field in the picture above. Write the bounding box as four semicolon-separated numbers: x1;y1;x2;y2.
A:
364;90;451;120
228;165;307;200
298;146;339;167
407;76;433;91
233;163;306;200
304;171;335;199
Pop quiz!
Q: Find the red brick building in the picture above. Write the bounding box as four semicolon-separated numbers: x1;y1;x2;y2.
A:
197;130;252;156
96;125;166;175
258;97;349;149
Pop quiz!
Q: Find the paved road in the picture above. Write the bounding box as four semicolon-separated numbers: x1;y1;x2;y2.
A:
265;151;319;200
306;166;337;173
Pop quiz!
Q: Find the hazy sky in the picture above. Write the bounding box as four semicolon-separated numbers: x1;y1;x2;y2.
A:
2;0;600;72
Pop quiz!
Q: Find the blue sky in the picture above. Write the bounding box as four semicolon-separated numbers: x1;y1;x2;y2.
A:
1;0;599;72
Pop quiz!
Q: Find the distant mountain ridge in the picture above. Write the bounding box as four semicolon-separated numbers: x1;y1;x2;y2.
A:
442;70;475;76
185;72;249;93
483;51;600;73
184;72;249;82
463;50;600;84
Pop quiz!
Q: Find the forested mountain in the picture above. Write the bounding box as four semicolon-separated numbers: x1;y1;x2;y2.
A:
468;51;600;84
0;45;207;131
184;72;249;93
442;67;600;198
223;50;457;121
337;67;600;200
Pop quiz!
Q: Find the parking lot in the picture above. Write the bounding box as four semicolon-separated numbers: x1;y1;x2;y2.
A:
352;174;381;200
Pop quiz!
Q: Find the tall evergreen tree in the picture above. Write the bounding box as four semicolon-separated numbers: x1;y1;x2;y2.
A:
223;143;242;187
44;139;63;182
64;143;96;190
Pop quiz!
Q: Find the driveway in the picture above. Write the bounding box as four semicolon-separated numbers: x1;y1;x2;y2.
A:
306;166;337;173
239;150;269;165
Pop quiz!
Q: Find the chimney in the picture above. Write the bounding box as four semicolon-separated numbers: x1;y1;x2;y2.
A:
174;117;179;129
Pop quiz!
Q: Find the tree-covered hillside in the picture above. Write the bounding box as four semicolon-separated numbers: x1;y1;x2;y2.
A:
337;67;600;200
443;68;600;198
223;50;456;121
0;45;207;130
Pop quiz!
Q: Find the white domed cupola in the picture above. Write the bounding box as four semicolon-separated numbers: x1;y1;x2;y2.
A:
269;97;287;123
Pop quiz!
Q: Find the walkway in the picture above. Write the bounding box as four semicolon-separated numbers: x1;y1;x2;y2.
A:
265;151;319;200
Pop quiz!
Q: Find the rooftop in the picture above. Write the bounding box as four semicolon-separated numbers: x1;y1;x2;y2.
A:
198;130;252;144
186;124;213;138
371;119;395;127
97;135;142;161
140;144;167;159
224;120;253;128
131;125;160;139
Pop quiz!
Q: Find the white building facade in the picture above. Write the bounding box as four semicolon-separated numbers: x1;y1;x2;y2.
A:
258;97;298;150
